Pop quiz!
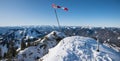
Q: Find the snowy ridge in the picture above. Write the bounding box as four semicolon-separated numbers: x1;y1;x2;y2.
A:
40;36;120;61
17;31;66;61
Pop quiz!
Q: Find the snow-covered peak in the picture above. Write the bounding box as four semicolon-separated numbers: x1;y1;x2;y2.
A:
40;36;120;61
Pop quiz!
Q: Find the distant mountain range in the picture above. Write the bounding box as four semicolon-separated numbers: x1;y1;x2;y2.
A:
0;26;120;60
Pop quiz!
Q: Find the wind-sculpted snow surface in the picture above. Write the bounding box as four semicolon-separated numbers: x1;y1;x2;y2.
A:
40;36;120;61
17;31;66;61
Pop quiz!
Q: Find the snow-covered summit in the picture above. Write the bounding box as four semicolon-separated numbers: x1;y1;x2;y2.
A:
40;36;120;61
17;31;66;61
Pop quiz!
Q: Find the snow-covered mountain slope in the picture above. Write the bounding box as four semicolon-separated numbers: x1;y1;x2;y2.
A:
16;31;66;61
40;36;120;61
0;26;120;60
0;26;120;53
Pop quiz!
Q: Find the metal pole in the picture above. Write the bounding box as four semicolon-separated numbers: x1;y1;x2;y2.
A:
97;39;99;52
54;9;61;32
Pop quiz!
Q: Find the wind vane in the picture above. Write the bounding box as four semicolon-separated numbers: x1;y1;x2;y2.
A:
52;4;68;32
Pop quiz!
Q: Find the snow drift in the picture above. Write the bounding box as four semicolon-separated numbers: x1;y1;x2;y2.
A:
40;36;120;61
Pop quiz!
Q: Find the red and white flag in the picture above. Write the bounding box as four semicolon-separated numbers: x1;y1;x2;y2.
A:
52;4;68;11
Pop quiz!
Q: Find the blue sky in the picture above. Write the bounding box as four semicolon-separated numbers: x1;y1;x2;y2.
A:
0;0;120;27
